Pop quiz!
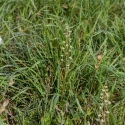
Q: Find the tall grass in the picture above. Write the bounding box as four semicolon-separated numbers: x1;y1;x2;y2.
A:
0;0;125;124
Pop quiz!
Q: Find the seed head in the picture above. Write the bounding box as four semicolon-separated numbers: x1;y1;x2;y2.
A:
9;76;14;86
95;64;99;69
97;54;102;61
3;99;9;107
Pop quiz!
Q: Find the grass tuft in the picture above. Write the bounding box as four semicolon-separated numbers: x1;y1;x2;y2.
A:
0;0;125;124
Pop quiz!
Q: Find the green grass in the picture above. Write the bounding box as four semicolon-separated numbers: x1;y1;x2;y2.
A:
0;0;125;125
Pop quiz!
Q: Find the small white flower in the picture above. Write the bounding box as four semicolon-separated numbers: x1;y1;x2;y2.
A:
62;47;65;50
100;103;104;106
69;38;72;42
99;106;103;110
66;44;68;47
102;89;105;92
105;93;109;97
65;52;68;55
104;100;108;103
87;121;91;125
69;57;72;60
66;64;69;67
108;101;111;104
61;59;64;62
98;114;102;117
66;35;69;38
100;92;103;96
66;25;69;29
101;119;105;123
104;85;108;89
100;96;104;99
105;111;110;114
70;45;73;49
96;118;100;121
69;30;72;33
0;36;3;45
105;88;109;91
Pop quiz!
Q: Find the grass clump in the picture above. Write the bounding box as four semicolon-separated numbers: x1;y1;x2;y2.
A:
0;0;125;125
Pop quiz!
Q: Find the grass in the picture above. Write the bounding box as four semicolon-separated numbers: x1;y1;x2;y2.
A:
0;0;125;125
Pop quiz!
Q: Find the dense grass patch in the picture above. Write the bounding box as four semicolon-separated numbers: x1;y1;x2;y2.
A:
0;0;125;125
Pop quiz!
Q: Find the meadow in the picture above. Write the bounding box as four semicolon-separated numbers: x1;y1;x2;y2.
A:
0;0;125;125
